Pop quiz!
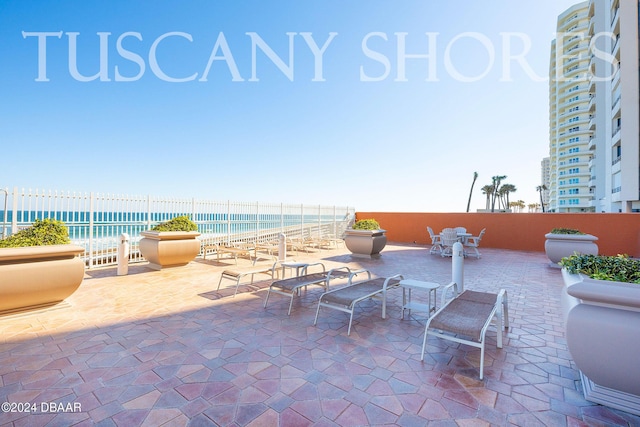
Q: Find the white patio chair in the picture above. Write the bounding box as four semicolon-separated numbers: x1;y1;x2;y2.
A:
427;226;442;255
464;228;486;259
440;228;459;257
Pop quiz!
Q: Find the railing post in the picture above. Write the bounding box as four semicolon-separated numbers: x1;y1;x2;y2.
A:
146;194;152;229
317;204;321;239
11;187;18;235
89;192;95;269
227;200;231;245
0;187;7;240
191;197;196;228
280;203;284;233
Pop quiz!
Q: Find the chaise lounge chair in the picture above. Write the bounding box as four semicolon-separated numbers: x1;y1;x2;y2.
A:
314;270;403;335
217;258;279;297
420;281;509;379
204;242;256;264
263;263;352;315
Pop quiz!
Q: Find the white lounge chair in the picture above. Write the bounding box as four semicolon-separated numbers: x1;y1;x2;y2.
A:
314;270;403;335
205;242;255;264
217;259;279;297
421;281;509;380
263;263;351;315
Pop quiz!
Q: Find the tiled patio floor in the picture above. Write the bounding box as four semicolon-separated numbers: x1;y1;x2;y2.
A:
1;243;639;426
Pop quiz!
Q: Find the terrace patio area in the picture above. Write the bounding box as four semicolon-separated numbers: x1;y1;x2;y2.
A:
1;243;639;426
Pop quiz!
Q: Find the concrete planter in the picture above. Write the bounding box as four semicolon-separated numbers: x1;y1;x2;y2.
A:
0;244;85;314
561;268;640;415
139;231;201;270
344;229;387;259
544;233;598;265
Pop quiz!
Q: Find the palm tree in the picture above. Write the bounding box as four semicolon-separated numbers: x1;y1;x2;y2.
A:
466;172;478;213
490;175;506;212
536;185;547;213
509;200;525;212
499;183;517;209
480;185;493;210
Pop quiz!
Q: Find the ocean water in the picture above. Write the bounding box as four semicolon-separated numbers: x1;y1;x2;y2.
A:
0;210;346;250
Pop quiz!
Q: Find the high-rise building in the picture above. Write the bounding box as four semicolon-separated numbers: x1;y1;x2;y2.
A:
541;156;551;210
548;0;640;212
549;2;593;212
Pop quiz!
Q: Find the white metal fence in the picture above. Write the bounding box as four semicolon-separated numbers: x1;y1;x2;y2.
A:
0;187;355;269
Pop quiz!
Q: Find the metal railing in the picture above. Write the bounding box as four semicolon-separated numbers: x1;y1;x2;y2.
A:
0;187;354;269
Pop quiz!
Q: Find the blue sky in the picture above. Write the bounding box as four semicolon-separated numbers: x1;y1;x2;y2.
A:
1;0;581;212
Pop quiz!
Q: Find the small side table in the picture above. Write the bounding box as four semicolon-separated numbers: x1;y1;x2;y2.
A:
399;279;439;320
280;261;308;278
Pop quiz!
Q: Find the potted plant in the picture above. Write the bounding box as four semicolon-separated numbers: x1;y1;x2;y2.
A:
559;253;640;415
139;215;201;270
544;227;598;265
0;219;85;314
344;218;387;259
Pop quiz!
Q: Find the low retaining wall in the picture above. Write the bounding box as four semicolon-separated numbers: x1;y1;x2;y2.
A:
355;212;640;257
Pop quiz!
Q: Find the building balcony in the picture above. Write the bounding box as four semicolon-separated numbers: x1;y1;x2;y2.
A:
588;94;596;112
611;126;621;144
612;66;621;90
610;5;619;29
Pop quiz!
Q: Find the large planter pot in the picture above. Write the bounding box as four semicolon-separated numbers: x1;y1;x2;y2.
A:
0;244;85;314
344;229;387;259
545;233;598;265
561;269;640;415
139;231;201;270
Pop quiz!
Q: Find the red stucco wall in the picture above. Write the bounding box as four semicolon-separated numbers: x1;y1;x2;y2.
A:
355;212;640;257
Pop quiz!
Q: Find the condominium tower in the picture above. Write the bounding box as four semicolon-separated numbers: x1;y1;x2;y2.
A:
548;0;640;212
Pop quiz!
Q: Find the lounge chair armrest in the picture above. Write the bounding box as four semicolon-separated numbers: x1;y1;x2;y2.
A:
326;266;351;279
252;255;276;265
383;274;404;290
303;262;326;273
439;281;459;308
328;266;350;274
348;269;372;283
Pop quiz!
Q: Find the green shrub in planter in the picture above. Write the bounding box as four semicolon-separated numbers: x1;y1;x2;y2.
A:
0;219;70;248
551;228;585;235
559;253;640;284
151;215;198;232
352;219;380;230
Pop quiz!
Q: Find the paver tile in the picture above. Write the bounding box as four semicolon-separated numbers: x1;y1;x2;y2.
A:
0;244;637;426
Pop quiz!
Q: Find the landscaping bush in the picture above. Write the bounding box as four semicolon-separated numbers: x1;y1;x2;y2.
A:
0;219;71;247
560;253;640;284
151;215;198;232
550;228;585;235
352;219;380;230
